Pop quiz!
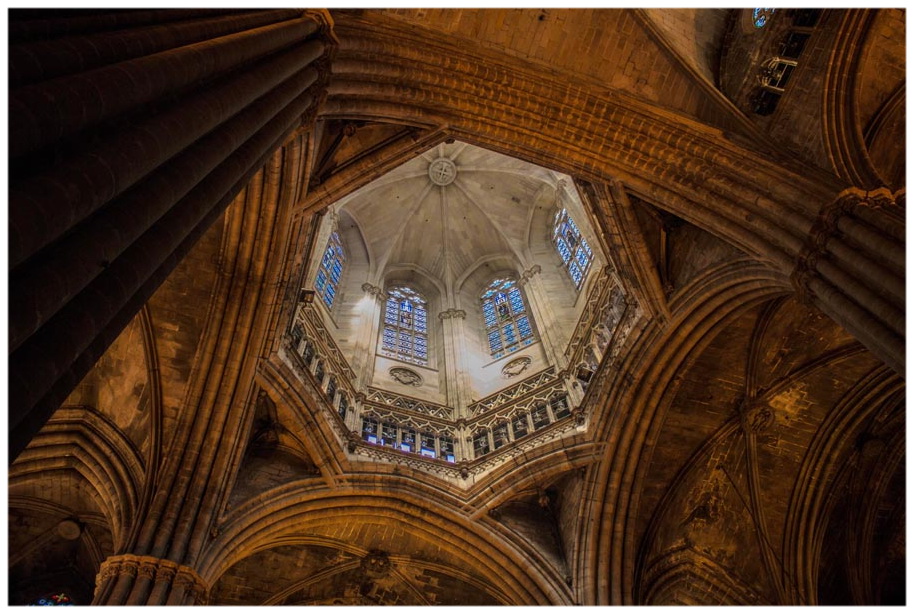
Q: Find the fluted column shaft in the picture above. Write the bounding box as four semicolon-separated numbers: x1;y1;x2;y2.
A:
9;9;336;462
93;555;207;606
791;187;905;374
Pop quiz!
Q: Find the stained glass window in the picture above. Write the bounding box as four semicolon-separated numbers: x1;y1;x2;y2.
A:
753;8;776;28
315;231;345;309
481;278;536;358
33;593;74;606
380;286;429;365
552;209;593;289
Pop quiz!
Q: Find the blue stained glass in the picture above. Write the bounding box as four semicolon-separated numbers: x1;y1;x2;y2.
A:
383;327;396;349
323;286;333;308
575;247;589;269
508;288;524;313
582;237;592;257
556;238;571;262
570;262;583;286
330;260;342;283
567;215;579;233
322;246;334;268
518;315;532;338
488;330;503;351
504;323;517;343
315;270;327;291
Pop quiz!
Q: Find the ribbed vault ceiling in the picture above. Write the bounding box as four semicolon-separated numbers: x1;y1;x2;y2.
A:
336;141;561;290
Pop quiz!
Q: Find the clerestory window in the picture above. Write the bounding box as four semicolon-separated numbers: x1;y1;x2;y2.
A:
553;208;593;289
315;231;345;309
481;278;536;359
753;8;776;28
381;286;429;365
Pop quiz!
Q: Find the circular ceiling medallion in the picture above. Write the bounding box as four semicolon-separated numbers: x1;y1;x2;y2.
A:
428;158;457;186
56;519;82;540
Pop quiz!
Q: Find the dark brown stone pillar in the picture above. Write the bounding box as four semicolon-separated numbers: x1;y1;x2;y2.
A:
792;187;905;374
8;9;336;463
93;555;207;605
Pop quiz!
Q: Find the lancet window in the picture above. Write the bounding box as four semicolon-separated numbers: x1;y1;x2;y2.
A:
553;208;594;288
482;278;536;359
315;230;345;309
381;286;429;365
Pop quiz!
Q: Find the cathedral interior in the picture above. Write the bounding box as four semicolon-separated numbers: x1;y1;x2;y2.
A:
6;8;906;606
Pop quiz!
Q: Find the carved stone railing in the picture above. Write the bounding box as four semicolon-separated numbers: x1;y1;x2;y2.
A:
469;367;557;415
360;403;455;439
467;376;568;431
284;293;613;481
469;417;579;475
564;265;615;361
351;441;465;479
294;304;356;380
364;387;454;420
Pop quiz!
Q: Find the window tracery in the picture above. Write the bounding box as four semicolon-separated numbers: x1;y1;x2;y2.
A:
381;286;429;365
481;278;536;358
315;230;345;309
552;208;593;288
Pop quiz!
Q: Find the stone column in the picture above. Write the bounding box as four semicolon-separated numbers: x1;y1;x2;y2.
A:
791;187;904;374
354;283;387;390
93;555;207;606
9;9;337;462
518;265;567;371
438;308;471;412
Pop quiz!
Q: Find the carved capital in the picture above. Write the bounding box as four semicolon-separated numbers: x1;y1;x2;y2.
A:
518;265;542;287
437;308;466;320
137;561;158;581
361;283;386;301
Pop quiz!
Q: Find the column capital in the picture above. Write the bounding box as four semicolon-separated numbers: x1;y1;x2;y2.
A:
438;308;466;320
361;283;386;301
791;186;903;303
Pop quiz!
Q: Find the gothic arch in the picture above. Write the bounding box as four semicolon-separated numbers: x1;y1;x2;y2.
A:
201;486;567;604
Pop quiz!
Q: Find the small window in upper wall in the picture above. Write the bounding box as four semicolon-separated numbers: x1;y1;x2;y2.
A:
753;8;776;28
553;208;593;289
481;278;536;358
381;286;429;365
315;231;345;309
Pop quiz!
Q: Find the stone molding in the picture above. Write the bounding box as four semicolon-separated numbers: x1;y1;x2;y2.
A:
791;187;900;304
437;308;466;320
96;554;208;605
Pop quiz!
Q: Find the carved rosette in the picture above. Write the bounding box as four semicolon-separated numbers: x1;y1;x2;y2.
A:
739;399;775;434
360;550;393;579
